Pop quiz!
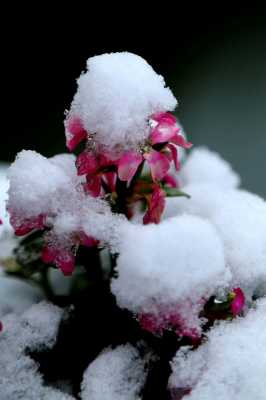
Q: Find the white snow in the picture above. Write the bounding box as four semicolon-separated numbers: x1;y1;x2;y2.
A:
7;150;124;252
169;297;266;400
0;302;74;400
0;276;44;318
111;215;230;332
163;183;266;292
180;147;240;188
0;163;11;232
81;344;147;400
66;52;177;154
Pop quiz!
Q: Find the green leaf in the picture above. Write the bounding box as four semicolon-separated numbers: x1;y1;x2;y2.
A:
164;187;191;198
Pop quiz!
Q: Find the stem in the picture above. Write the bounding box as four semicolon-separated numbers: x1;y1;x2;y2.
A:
39;268;54;301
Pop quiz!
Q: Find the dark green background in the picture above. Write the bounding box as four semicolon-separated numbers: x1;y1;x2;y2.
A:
3;6;266;195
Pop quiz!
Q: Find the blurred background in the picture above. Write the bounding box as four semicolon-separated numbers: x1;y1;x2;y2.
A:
3;4;266;195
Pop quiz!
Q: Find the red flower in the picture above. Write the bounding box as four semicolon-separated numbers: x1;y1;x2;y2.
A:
230;287;245;316
10;214;46;236
143;184;166;224
118;112;192;183
76;151;117;197
65;117;87;151
42;245;75;276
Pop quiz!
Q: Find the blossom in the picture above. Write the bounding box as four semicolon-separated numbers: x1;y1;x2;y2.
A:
42;232;99;275
42;245;75;276
118;113;192;183
143;184;166;224
65;116;87;151
76;151;117;197
138;309;201;342
230;287;245;316
9;213;46;236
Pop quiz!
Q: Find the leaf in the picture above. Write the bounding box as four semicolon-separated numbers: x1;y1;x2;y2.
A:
164;187;191;198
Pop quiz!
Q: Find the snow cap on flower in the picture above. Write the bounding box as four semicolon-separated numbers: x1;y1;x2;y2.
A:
7;150;124;273
66;52;177;153
81;344;147;400
168;298;266;400
111;215;231;334
7;151;75;223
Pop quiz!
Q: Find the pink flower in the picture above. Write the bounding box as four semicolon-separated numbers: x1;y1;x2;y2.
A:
10;214;46;236
76;151;98;176
143;185;166;224
118;149;171;182
78;231;99;247
117;151;143;182
118;112;192;183
77;151;118;197
65;117;87;151
150;112;192;149
42;245;75;276
231;287;245;316
138;313;164;335
138;308;201;342
162;173;179;188
143;151;170;181
42;231;98;275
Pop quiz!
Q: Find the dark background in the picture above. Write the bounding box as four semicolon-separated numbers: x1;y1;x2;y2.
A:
3;5;266;195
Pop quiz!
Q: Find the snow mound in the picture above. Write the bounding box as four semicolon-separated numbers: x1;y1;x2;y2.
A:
66;52;177;154
164;183;266;292
0;302;73;400
81;344;147;400
169;298;266;400
111;216;230;332
180;147;240;189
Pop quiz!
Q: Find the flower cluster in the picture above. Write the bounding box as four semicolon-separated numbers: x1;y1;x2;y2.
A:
66;111;191;224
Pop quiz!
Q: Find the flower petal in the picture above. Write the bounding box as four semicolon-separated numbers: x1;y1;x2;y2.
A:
163;173;178;188
231;288;245;316
83;175;102;197
117;151;143;182
143;184;166;224
167;143;180;170
65;117;87;151
79;231;99;247
42;245;57;264
144;150;170;181
11;214;46;236
42;245;75;276
150;123;180;145
171;134;193;149
56;250;75;276
76;151;98;176
102;171;117;192
151;112;176;124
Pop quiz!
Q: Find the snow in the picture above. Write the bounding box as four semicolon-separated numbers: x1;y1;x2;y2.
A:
169;297;266;399
81;344;147;400
0;302;74;400
0;163;11;232
0;276;44;318
7;150;124;251
8;151;78;220
163;183;266;293
66;52;177;154
180;147;240;188
111;215;230;332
